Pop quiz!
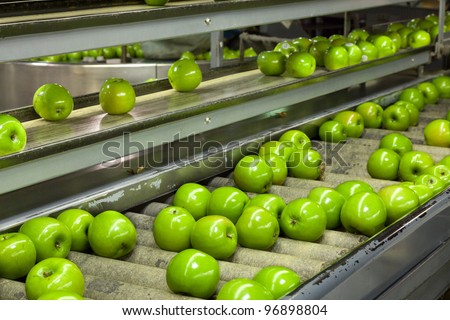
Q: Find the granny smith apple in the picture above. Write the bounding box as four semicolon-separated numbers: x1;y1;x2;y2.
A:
333;110;365;138
172;182;211;220
415;173;446;196
308;40;331;67
102;46;117;59
285;52;316;78
367;148;401;180
33;83;74;121
244;47;257;58
397;27;414;49
405;183;434;205
356;40;379;62
385;31;402;52
323;45;349;70
340;191;387;237
423;119;450;147
57;208;94;252
0;114;27;156
235;206;280;250
257;51;286;76
88;210;137;259
216;278;274;300
37;291;84;300
417;81;440;104
244;193;286;220
318;120;347;142
279;198;327;242
0;232;36;280
439;155;450;167
398;150;435;182
166;248;220;299
99;78;136;115
19;216;71;262
335;179;374;199
206;186;249;224
190;215;237;260
292;37;313;52
408;29;431;48
355;101;383;128
25;257;85;300
393;100;419;126
347;28;370;42
274;40;297;58
287;148;324;180
261;153;288;185
432;75;450;98
382;104;411;131
258;140;296;161
378;184;420;225
379;132;413;157
399;87;425;111
168;58;202;92
153;206;195;252
424;164;450;187
430;24;449;42
279;129;311;150
369;34;396;58
344;42;363;65
66;51;83;62
253;266;301;299
233;155;273;193
180;50;196;60
387;22;405;33
307;186;345;229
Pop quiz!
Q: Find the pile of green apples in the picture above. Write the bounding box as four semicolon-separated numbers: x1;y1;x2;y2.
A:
0;209;137;300
256;12;447;78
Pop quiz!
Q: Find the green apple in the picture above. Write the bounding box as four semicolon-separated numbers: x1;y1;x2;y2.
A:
432;75;450;98
399;87;425;112
216;278;274;300
344;42;363;65
423;119;450;147
393;100;419;126
33;83;74;121
279;198;327;242
99;78;136;115
347;28;370;42
340;191;387;237
356;40;379;62
206;186;249;224
379;132;413;157
261;153;288;185
333;110;365;138
25;257;85;300
233;155;273;193
244;193;286;220
324;45;349;70
291;37;313;52
279;129;311;150
37;291;84;300
166;248;220;299
285;52;316;78
244;47;258;58
382;104;410;131
172;182;211;220
102;46;117;59
19;216;71;262
430;24;449;42
335;180;374;199
66;51;83;62
415;173;446;196
424;164;450;187
439;155;450;167
355;101;383;128
405;183;434;205
397;27;414;49
407;29;431;49
256;51;286;76
0;232;36;280
367;148;401;181
235;206;280;250
168;58;202;92
398;150;435;182
258;140;296;161
0;114;27;156
153;206;195;252
274;40;297;58
308;40;331;67
385;31;402;52
378;184;420;225
88;210;137;259
223;48;239;60
307;186;345;229
190;215;237;260
56;208;94;252
318;120;347;142
416;81;440;104
369;34;396;58
387;22;405;33
180;50;196;60
253;266;301;299
287;148;324;180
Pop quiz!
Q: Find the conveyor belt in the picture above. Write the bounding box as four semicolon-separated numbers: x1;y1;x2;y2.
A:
0;97;448;300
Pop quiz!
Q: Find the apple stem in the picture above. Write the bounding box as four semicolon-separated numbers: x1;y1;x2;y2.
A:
43;271;54;278
10;133;17;142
